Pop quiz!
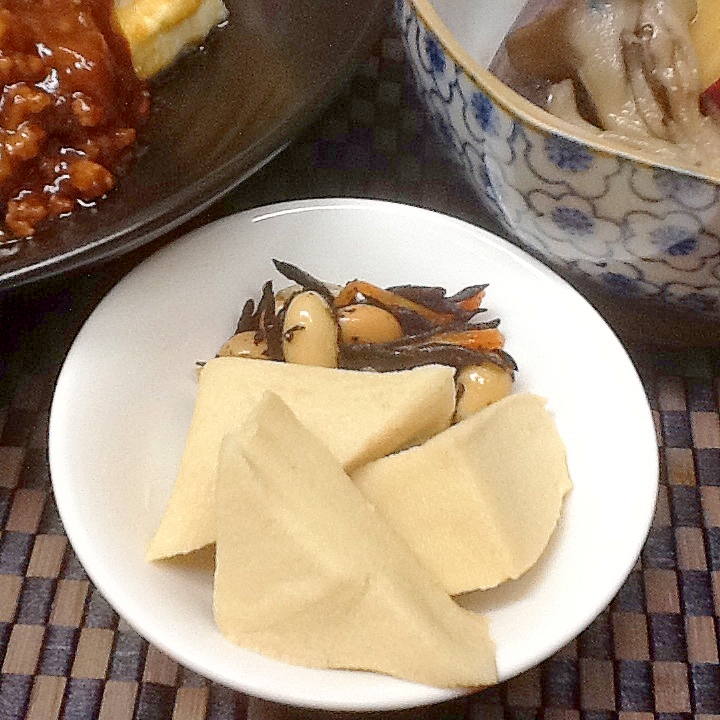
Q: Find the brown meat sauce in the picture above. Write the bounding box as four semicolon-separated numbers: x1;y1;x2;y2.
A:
0;0;149;241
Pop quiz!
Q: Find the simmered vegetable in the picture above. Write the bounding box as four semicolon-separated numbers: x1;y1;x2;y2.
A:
501;0;720;172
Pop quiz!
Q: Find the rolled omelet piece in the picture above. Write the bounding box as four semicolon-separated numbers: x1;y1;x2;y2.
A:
214;392;497;688
353;393;572;596
146;358;456;561
114;0;228;79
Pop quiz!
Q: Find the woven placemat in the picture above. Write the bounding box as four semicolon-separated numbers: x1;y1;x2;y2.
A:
1;12;719;720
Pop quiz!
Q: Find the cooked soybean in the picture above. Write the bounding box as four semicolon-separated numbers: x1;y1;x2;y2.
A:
282;291;339;367
217;331;268;359
454;363;513;422
337;304;404;344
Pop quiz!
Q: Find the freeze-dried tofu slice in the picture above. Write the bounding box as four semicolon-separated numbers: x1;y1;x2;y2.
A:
146;358;456;561
353;394;572;595
214;392;497;688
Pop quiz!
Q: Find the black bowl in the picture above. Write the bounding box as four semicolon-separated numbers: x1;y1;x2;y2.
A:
0;0;388;290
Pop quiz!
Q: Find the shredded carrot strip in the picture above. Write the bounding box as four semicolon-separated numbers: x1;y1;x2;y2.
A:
334;280;456;325
433;328;505;351
455;288;486;313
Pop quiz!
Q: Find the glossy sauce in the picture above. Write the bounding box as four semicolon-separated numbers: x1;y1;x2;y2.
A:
0;0;150;241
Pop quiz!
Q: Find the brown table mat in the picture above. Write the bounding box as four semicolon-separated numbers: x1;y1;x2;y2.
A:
1;12;719;720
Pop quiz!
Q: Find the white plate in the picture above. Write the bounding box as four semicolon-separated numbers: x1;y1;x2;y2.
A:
49;198;658;711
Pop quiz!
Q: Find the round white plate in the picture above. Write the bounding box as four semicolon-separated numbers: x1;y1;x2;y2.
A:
49;198;658;711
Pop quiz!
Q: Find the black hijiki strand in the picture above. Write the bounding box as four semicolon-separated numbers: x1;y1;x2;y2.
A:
339;342;516;375
225;280;284;360
386;284;488;320
272;259;336;305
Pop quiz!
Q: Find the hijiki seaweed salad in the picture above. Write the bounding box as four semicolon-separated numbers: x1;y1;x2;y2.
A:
211;260;518;423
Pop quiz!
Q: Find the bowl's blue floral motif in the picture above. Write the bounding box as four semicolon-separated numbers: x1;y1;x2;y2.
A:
624;212;720;274
527;191;623;261
397;0;720;317
649;169;718;211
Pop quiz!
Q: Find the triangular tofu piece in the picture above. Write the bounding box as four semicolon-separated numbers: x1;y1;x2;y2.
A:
214;392;497;688
353;394;572;595
147;358;456;561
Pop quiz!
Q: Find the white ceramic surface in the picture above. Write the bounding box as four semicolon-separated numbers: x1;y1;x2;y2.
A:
49;198;658;711
399;0;720;318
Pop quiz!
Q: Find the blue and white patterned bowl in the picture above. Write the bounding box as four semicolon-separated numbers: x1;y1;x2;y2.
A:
398;0;720;320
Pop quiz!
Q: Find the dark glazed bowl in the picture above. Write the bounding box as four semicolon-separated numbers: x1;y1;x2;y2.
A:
0;0;389;290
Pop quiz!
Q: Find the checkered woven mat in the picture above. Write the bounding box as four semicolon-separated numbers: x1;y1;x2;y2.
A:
1;12;719;720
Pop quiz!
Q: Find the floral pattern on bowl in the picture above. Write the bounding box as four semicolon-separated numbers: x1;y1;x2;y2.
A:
397;0;720;317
